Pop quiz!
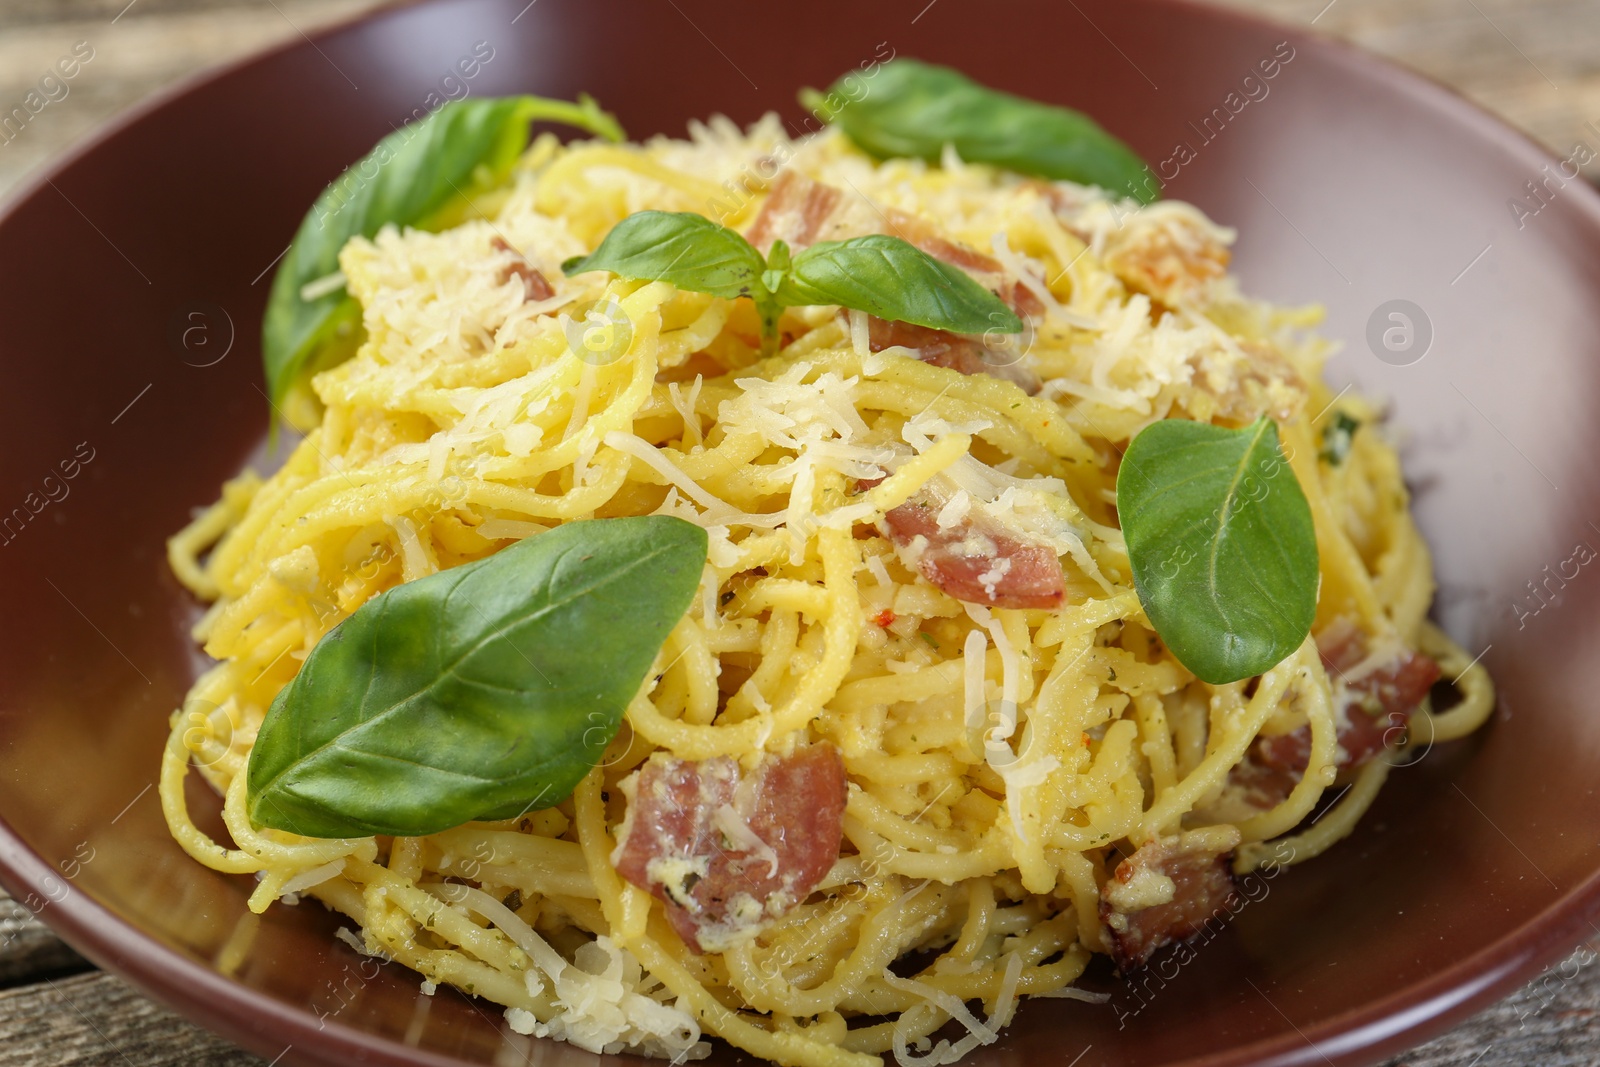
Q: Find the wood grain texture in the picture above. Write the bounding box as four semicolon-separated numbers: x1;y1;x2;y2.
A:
0;895;87;988
0;0;1596;1065
1217;0;1600;178
0;970;260;1066
0;0;385;198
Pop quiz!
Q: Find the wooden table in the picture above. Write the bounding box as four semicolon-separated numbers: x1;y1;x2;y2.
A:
3;1;1600;1063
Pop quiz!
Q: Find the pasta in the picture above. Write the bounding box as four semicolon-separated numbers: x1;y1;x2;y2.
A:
162;111;1494;1066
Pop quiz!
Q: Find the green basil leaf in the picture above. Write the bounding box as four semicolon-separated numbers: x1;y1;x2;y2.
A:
246;516;707;838
773;234;1022;335
805;58;1157;205
263;94;624;421
1117;417;1318;685
1319;411;1361;466
561;210;768;302
561;214;1020;344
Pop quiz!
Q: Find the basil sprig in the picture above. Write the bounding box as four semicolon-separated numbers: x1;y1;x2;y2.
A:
562;210;1020;352
246;516;706;839
1117;417;1318;684
263;94;624;423
804;58;1157;205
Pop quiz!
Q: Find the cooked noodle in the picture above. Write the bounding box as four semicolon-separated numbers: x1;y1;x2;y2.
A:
162;114;1494;1066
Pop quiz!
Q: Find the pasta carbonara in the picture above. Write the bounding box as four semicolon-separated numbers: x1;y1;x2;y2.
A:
163;111;1494;1067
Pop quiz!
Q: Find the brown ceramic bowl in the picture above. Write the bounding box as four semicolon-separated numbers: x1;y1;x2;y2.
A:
1;0;1596;1064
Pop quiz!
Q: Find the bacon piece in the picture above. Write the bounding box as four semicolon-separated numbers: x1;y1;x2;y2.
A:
1100;832;1240;971
745;170;850;253
882;498;1064;610
866;317;1041;395
612;745;847;953
1035;184;1230;305
490;236;555;302
1101;213;1230;306
1009;282;1046;320
1233;621;1441;809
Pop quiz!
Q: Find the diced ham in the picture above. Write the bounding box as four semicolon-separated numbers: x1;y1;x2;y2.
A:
1100;832;1240;971
881;497;1064;610
1053;205;1229;307
745;170;850;253
865;316;1041;395
1235;619;1441;807
1225;754;1303;816
611;744;847;953
747;170;1044;316
1010;283;1046;320
490;236;555;302
1034;182;1232;306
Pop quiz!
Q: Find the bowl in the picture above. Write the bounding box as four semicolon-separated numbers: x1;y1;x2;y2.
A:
2;1;1598;1065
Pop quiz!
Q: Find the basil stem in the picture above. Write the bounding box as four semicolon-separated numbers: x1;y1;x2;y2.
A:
263;94;624;425
246;516;707;839
562;210;1019;351
1117;417;1318;684
803;58;1157;205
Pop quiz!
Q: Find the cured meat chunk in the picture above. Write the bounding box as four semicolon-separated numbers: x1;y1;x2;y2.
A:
490;236;555;302
1254;621;1441;777
882;498;1064;610
612;744;847;953
1231;620;1441;810
866;317;1041;395
1100;832;1240;971
745;170;851;252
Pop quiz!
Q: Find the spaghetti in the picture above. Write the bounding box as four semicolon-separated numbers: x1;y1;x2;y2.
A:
163;113;1494;1066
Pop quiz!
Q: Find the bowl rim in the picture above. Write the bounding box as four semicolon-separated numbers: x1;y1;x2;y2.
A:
2;1;1599;1064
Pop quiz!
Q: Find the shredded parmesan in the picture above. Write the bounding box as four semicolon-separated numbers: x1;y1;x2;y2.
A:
277;858;345;898
432;884;706;1060
882;969;1000;1066
712;804;781;878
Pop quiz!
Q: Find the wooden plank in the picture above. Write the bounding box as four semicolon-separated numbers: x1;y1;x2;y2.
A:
0;970;261;1066
0;892;87;987
1384;943;1600;1067
0;0;388;198
1216;0;1600;179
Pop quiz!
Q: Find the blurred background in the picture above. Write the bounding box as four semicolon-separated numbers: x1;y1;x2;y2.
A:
1;0;1598;1064
2;0;1599;199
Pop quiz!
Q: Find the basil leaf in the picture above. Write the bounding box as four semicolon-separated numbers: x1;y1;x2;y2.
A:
1117;417;1318;685
263;94;624;421
562;213;1019;344
1319;411;1361;466
562;210;769;302
805;58;1156;205
246;516;707;838
774;234;1022;335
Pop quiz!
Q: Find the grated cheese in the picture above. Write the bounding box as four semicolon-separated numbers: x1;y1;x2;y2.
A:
711;803;780;879
277;858;345;899
432;883;707;1060
387;515;437;581
882;969;1000;1066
